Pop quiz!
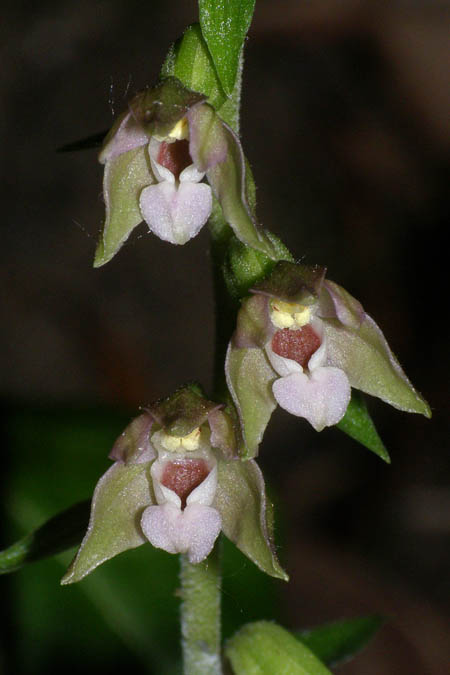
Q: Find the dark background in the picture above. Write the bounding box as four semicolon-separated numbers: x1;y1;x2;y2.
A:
1;1;449;673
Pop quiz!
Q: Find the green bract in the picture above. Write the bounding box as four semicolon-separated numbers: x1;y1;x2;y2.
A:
225;621;332;675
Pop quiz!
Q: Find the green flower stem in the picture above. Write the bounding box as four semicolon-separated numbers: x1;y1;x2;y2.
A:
180;543;223;675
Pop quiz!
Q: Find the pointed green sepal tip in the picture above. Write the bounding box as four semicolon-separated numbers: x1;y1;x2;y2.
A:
298;615;383;667
93;238;110;268
225;621;332;675
336;390;390;462
216;460;288;581
61;463;151;585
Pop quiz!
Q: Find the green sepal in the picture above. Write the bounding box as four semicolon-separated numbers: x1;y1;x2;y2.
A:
199;0;256;96
0;501;90;575
147;386;219;437
336;390;390;462
215;460;288;581
94;145;152;267
161;24;227;111
298;615;383;667
253;261;326;304
225;621;331;674
225;346;276;459
61;462;152;584
324;314;431;418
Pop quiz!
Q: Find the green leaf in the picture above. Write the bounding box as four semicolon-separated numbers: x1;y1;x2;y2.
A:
61;462;152;584
225;621;332;674
161;23;227;111
337;390;390;462
94;145;152;267
215;460;288;581
0;501;90;574
225;346;277;459
199;0;256;95
298;615;383;667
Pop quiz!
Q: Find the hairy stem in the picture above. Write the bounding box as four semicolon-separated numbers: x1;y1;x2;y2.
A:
180;544;223;674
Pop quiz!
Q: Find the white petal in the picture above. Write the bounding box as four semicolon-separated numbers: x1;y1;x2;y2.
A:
265;340;303;377
141;503;181;554
100;112;148;163
140;181;212;245
173;182;212;243
272;367;351;431
308;319;327;371
140;502;221;563
140;182;179;244
186;464;217;507
179;164;205;183
148;138;175;184
178;504;222;563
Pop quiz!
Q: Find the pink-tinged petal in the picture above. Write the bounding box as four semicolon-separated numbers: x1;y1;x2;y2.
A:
208;408;237;458
233;294;273;349
99;111;149;163
272;367;351;431
139;181;212;245
140;502;221;563
187;103;228;171
188;104;278;258
319;280;365;329
323;315;431;417
109;413;155;464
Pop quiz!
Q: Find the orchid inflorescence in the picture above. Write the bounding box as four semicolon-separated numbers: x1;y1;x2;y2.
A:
63;63;429;584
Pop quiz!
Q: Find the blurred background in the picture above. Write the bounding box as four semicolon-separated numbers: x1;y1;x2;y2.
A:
1;0;449;673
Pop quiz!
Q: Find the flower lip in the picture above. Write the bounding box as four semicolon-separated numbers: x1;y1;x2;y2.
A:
161;458;210;509
156;139;192;180
271;325;321;369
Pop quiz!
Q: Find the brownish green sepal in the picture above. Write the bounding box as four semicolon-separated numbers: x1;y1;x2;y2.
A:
147;386;220;438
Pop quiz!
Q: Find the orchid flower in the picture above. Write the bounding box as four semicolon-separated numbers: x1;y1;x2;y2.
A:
61;387;287;583
94;77;277;266
226;262;431;457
